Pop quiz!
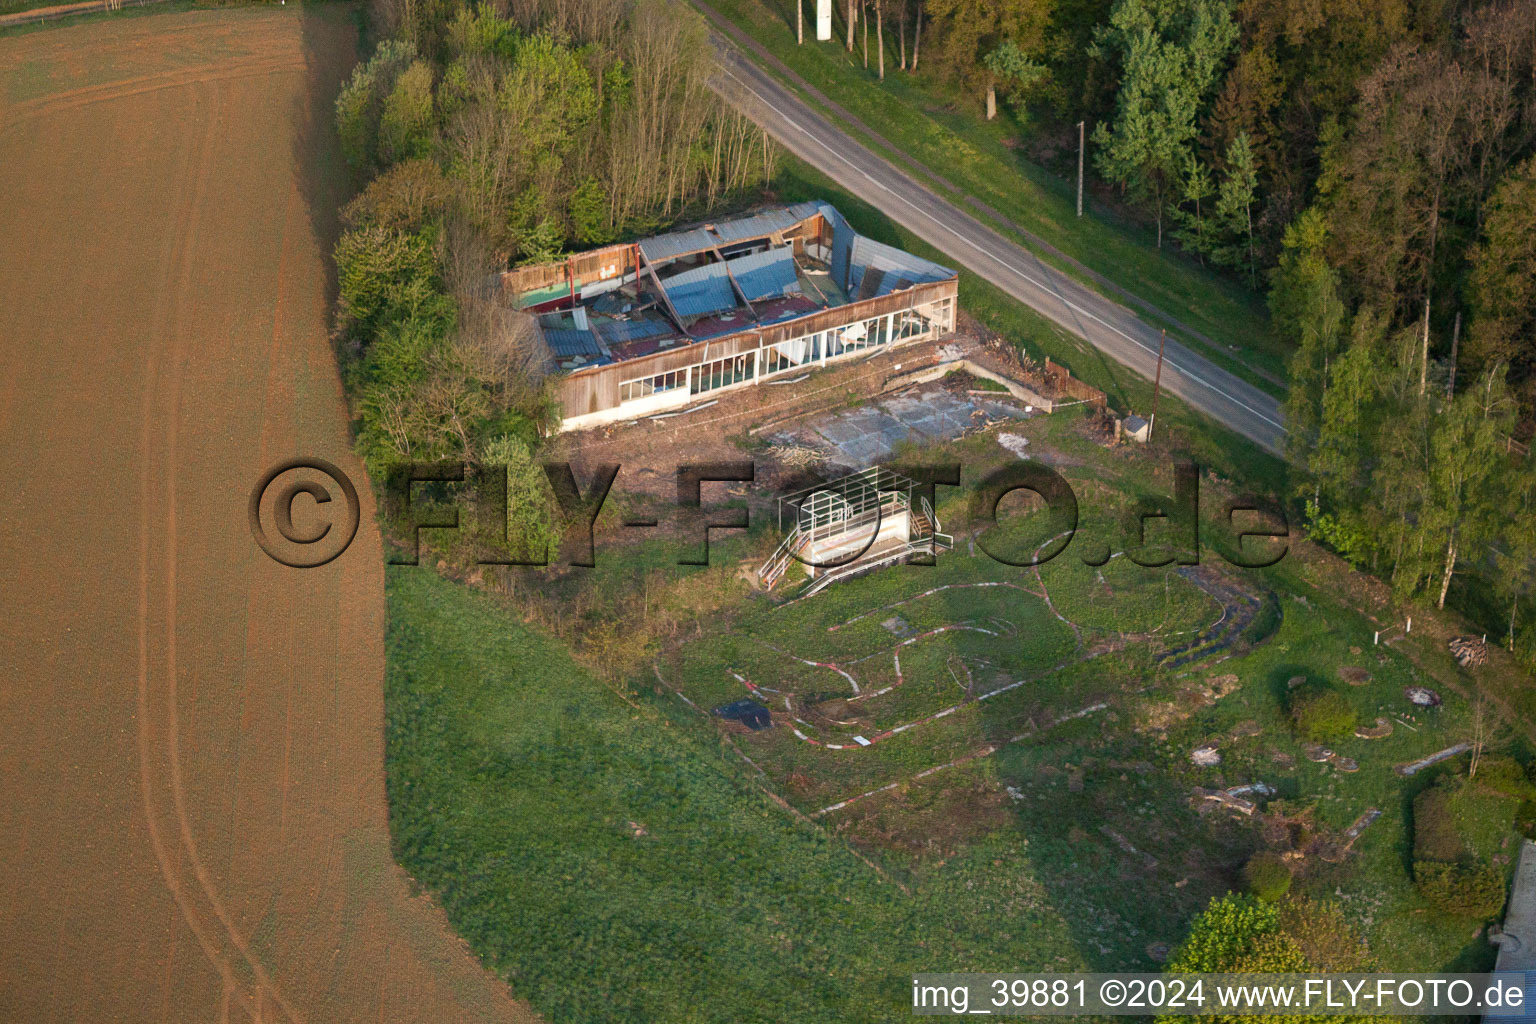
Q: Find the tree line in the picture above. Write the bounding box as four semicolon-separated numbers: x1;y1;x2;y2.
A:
809;0;1536;662
332;0;775;551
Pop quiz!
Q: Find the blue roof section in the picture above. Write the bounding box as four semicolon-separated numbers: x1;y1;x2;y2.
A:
661;261;739;319
848;236;953;298
729;247;801;302
818;202;855;290
544;327;606;361
593;317;672;345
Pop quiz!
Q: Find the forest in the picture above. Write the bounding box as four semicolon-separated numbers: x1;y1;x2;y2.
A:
798;0;1536;662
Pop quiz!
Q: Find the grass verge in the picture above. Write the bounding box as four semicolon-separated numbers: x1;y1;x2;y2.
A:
697;0;1290;395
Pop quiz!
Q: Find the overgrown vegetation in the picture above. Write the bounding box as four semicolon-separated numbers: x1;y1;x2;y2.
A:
385;566;1087;1024
1288;687;1357;744
1241;852;1291;902
333;0;774;478
1412;772;1519;918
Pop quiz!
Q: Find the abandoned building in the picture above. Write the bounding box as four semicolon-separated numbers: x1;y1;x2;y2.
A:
500;202;960;432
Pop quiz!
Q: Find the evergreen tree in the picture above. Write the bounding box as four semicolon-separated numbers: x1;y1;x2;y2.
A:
1090;0;1237;247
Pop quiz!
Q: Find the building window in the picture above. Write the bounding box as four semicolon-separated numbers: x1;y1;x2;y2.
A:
691;354;756;395
620;368;686;403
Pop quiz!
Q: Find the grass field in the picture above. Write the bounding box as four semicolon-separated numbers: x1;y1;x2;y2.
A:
0;9;538;1023
383;401;1510;1024
694;0;1291;394
385;567;1088;1024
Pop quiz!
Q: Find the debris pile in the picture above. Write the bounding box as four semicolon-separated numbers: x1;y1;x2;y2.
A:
765;442;829;468
1449;636;1488;668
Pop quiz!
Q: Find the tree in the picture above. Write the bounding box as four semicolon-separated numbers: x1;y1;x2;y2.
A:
334;39;419;169
1467;157;1536;392
1423;365;1517;607
1171;158;1214;260
481;434;559;563
1163;894;1301;975
378;60;438;165
334;224;444;339
1090;0;1237;247
1210;132;1257;286
922;0;1051;115
1493;448;1536;657
1163;895;1378;1024
1273;209;1346;459
983;39;1049;119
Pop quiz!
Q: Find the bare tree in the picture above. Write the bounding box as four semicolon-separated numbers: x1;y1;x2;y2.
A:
911;2;920;70
876;0;885;79
1469;695;1488;778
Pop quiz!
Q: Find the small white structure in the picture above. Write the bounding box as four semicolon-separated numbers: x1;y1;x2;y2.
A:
759;467;951;595
816;0;832;40
1120;414;1150;444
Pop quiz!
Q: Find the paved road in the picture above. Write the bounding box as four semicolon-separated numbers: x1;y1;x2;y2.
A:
707;38;1287;455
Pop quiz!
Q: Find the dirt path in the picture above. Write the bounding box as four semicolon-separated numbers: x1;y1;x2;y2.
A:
0;10;540;1023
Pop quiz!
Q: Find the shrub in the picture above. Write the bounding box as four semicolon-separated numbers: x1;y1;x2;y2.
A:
1414;860;1507;918
1413;784;1464;863
1473;755;1536;800
1289;688;1357;742
1243;852;1293;902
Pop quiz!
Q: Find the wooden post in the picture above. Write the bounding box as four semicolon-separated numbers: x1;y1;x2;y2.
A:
797;0;803;43
1148;329;1167;440
1076;121;1085;218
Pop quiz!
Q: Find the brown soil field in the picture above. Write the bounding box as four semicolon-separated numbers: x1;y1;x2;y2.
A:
0;9;541;1024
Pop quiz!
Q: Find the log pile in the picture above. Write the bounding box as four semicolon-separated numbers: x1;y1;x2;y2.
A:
1449;635;1488;668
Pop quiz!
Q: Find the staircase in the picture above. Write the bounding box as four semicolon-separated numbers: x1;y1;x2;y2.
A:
758;527;804;590
758;496;953;595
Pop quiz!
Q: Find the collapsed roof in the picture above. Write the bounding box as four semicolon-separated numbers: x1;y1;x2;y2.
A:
501;202;955;372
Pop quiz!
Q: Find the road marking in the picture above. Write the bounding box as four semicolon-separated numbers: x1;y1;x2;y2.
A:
715;59;1286;445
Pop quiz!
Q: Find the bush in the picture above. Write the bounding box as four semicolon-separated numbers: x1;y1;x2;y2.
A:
1414;860;1507;918
1289;688;1357;742
1413;784;1464;863
1243;852;1293;901
1473;755;1536;800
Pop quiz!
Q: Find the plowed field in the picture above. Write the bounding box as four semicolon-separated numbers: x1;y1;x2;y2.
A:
0;9;541;1023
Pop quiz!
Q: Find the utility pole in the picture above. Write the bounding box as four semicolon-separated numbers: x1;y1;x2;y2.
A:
1149;329;1167;440
1076;121;1085;218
